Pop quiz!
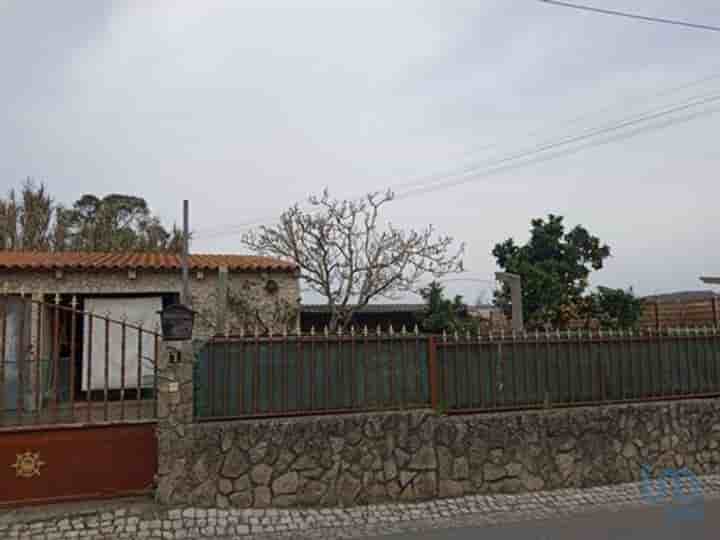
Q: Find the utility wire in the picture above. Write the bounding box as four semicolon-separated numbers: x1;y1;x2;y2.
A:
196;72;720;237
539;0;720;32
200;98;720;238
196;90;720;240
396;100;720;200
393;88;720;198
389;70;720;193
395;90;720;200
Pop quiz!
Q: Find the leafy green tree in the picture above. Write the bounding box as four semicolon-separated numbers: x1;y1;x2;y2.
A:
60;194;183;252
583;286;643;330
0;179;54;250
492;214;611;328
418;281;472;334
0;181;183;253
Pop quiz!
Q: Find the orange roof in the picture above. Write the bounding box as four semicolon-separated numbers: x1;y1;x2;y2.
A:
0;251;296;273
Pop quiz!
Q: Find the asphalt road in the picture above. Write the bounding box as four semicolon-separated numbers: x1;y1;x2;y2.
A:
373;498;714;540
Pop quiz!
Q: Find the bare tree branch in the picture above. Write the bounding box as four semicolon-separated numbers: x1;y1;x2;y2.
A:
243;189;464;330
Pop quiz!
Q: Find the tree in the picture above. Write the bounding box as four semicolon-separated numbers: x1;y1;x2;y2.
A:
583;286;643;330
243;189;464;330
60;194;184;252
418;281;472;334
492;214;611;328
0;180;183;253
0;179;54;250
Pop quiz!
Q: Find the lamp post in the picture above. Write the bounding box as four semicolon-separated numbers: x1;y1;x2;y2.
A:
495;272;524;332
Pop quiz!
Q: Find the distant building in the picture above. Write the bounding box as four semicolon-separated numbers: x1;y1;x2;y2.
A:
643;290;718;303
467;304;502;319
300;304;431;332
299;302;507;332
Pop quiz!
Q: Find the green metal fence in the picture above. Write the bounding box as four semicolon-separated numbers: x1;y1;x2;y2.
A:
194;327;720;420
195;335;430;419
437;328;720;411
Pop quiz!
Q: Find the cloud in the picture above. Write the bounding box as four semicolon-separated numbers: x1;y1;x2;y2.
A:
1;1;719;300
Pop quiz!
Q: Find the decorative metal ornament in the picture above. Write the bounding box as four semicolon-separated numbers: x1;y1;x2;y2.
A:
11;451;45;478
265;279;279;294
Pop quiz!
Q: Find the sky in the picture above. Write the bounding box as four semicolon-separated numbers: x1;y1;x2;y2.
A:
1;1;719;303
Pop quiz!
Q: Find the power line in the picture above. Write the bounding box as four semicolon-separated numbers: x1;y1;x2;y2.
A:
395;91;720;200
390;70;720;193
197;90;720;240
398;103;720;200
539;0;720;32
202;98;720;239
195;69;720;237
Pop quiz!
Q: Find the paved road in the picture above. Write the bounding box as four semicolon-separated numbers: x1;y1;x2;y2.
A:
373;498;713;540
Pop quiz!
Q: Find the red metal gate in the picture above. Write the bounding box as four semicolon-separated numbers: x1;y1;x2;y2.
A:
0;423;156;507
0;294;160;507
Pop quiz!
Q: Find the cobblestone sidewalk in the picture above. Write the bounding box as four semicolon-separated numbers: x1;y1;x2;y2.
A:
2;475;719;540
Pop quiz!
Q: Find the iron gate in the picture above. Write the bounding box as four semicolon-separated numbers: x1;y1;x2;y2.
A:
0;293;159;507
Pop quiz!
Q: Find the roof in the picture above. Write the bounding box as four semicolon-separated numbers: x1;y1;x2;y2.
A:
700;276;720;285
301;304;428;314
0;251;297;273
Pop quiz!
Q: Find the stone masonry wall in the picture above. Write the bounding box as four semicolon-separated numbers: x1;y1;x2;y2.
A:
156;398;720;509
0;268;300;336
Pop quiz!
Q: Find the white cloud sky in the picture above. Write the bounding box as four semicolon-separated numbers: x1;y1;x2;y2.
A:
1;1;719;302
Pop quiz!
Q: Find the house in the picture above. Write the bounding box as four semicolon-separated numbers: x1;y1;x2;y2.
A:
0;251;299;334
298;302;501;332
467;303;503;320
0;251;299;414
300;304;431;332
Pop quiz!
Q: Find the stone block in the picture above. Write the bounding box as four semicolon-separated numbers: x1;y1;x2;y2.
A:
272;472;299;495
250;464;273;486
222;448;250;479
408;446;437;471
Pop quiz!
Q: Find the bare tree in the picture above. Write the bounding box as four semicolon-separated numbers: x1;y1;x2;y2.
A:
243;189;464;330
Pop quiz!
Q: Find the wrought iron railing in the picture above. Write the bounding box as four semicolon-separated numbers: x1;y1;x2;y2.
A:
0;293;160;428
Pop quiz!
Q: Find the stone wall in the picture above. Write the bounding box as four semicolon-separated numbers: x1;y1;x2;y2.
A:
0;267;300;336
156;397;720;508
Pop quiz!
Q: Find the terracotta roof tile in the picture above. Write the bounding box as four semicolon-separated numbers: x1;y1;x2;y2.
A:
0;251;297;273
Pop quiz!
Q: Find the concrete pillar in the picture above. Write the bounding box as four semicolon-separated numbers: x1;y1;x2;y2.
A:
155;339;195;504
495;272;524;332
216;266;229;335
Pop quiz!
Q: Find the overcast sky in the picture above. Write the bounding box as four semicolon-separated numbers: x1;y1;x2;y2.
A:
1;1;719;302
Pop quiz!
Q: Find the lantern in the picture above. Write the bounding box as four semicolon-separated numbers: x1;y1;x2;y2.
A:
158;304;196;341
